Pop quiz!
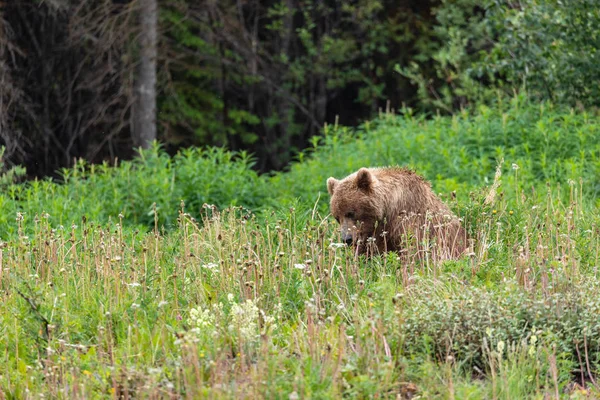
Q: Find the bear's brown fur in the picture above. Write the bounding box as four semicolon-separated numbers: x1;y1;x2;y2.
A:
327;167;467;259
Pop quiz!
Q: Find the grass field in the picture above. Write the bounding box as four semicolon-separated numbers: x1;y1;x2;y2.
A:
2;99;600;398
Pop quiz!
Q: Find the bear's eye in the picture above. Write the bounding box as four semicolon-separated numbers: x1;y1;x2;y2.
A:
345;212;355;219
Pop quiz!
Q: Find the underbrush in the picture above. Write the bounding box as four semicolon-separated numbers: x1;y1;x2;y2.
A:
0;146;266;237
272;96;600;212
1;97;599;397
2;97;600;241
1;174;599;398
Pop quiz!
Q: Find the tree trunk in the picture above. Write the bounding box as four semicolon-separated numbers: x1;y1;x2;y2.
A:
132;0;157;149
272;0;294;170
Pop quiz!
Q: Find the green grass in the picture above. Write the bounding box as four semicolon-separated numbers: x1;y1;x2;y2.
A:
1;178;599;398
1;97;600;398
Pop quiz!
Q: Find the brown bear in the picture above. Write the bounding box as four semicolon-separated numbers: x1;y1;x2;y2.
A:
327;167;467;260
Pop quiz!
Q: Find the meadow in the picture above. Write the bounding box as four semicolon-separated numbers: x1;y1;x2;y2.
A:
2;97;600;398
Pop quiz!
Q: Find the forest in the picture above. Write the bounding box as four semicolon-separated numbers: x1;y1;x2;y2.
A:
1;0;600;398
3;0;598;178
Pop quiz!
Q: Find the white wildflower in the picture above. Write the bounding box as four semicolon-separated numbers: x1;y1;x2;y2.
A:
229;299;259;343
188;307;215;329
497;340;505;355
202;262;219;271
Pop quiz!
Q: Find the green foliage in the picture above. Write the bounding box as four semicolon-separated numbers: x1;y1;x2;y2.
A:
400;0;600;112
272;97;600;212
403;281;600;370
396;0;498;112
156;0;444;171
485;0;600;108
3;98;600;240
0;146;26;187
159;5;260;147
0;143;266;238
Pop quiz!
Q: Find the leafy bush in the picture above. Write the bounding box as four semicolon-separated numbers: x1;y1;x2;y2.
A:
400;0;600;112
0;144;266;238
486;0;600;108
271;97;600;213
402;280;600;371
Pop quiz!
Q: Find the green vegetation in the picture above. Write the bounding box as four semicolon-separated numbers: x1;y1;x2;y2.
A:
0;146;266;237
10;0;600;178
1;97;600;397
3;97;599;238
273;96;600;211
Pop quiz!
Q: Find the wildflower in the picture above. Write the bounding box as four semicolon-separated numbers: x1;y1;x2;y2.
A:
328;242;346;249
188;307;215;329
202;262;219;271
512;163;519;170
294;263;306;270
497;340;505;355
229;299;260;343
260;309;277;334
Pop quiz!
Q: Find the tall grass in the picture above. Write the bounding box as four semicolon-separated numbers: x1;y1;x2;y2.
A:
1;97;600;397
1;170;599;398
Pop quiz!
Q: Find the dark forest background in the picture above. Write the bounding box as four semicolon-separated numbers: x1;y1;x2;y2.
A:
1;0;599;178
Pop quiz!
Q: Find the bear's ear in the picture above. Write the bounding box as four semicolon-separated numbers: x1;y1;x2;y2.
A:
355;168;374;192
327;177;339;195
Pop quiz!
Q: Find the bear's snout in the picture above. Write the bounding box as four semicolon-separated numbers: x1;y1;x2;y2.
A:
342;234;353;246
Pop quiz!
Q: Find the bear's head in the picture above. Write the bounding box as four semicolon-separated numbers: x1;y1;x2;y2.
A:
327;168;385;251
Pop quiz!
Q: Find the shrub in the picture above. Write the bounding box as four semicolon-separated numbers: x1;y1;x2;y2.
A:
271;97;600;213
0;144;266;238
402;279;600;375
399;0;600;112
